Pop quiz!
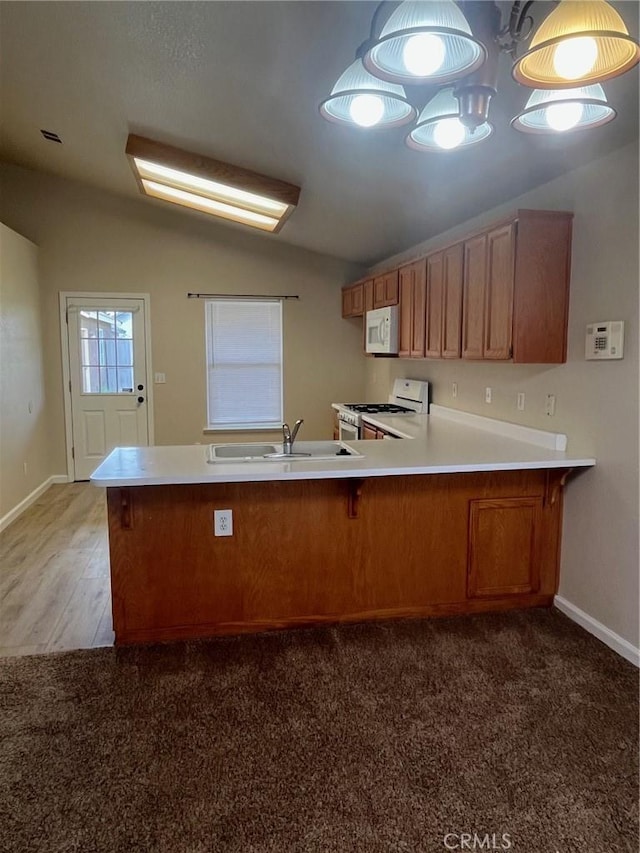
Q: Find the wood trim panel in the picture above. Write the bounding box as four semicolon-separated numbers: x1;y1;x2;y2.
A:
468;497;543;597
116;595;555;645
126;134;300;206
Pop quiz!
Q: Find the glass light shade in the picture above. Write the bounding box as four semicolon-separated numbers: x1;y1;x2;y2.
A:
363;1;486;86
511;84;616;134
406;88;493;151
319;59;416;128
513;0;640;88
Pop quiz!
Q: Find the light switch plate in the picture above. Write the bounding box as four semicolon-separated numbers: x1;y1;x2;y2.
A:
154;372;166;384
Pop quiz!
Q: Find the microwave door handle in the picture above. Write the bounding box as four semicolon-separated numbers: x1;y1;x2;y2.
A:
379;318;388;345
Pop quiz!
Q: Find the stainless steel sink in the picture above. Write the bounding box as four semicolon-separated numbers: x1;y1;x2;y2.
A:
207;440;362;463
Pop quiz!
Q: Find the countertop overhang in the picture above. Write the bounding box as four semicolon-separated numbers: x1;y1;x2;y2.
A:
90;406;596;487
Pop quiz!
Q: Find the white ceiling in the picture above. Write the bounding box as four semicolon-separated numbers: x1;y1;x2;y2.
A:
0;1;638;264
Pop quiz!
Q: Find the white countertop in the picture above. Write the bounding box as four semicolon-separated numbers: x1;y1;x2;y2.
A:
91;407;596;487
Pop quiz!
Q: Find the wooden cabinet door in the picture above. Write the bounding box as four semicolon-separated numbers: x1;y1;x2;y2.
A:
362;424;377;440
398;265;413;358
410;259;427;358
442;243;464;359
373;276;386;308
363;279;374;314
350;283;364;317
462;234;487;359
468;497;542;597
484;223;515;359
341;287;352;318
374;271;399;308
384;271;399;305
425;252;444;358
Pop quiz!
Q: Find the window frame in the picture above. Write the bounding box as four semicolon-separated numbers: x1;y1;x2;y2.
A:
204;298;284;432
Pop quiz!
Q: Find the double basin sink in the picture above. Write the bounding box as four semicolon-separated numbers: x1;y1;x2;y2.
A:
207;440;363;463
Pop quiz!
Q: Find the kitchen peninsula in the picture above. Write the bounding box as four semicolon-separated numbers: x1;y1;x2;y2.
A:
91;407;595;646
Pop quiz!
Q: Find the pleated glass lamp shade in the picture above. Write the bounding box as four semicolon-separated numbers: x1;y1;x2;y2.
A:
406;88;493;151
513;0;640;88
511;84;616;134
319;59;416;128
363;1;486;86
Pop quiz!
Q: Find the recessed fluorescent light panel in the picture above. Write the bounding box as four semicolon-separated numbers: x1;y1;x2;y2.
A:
125;135;300;233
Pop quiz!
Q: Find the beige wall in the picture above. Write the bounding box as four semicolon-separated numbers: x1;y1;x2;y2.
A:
0;223;52;518
366;140;639;648
0;163;366;475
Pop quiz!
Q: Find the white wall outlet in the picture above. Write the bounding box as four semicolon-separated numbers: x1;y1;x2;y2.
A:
484;387;492;404
214;509;233;537
517;392;526;412
154;372;166;384
545;394;556;417
452;382;458;399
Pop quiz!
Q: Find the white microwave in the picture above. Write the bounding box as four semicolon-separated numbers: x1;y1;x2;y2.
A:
365;306;399;355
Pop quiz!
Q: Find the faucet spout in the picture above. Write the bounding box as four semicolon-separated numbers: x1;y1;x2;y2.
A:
282;419;303;455
291;419;304;443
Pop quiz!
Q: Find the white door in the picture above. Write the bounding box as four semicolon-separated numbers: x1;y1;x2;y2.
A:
66;297;150;480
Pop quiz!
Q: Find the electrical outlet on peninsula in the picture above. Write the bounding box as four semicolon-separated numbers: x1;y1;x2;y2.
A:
214;509;233;537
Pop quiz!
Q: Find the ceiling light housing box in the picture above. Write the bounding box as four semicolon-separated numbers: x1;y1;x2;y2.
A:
125;135;301;233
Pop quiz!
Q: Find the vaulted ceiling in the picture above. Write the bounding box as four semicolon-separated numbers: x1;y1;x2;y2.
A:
0;1;638;264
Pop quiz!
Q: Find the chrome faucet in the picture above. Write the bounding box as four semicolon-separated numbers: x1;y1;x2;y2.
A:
282;419;304;455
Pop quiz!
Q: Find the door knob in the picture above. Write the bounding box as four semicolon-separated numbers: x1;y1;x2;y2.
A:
137;384;144;391
137;396;145;404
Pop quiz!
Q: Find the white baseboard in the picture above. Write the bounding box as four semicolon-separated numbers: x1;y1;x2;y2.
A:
0;474;70;533
554;595;640;667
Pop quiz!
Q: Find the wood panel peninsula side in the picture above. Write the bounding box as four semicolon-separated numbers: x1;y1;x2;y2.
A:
93;409;595;646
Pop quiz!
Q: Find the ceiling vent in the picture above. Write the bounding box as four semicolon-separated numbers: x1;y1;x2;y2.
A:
40;129;62;143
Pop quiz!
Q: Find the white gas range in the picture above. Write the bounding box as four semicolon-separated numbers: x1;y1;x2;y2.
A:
335;378;430;441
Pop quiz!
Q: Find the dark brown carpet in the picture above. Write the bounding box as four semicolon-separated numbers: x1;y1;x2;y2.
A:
0;609;637;853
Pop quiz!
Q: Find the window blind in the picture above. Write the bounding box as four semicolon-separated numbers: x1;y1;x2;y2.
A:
205;299;283;429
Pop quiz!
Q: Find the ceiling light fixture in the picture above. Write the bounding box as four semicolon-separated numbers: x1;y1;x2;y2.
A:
511;84;616;134
512;0;640;88
319;59;416;128
406;87;493;151
320;0;639;151
126;135;300;232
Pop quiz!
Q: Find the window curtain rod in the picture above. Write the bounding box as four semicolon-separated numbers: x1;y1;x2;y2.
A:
187;292;299;301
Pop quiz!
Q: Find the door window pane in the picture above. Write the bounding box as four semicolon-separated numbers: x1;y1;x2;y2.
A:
79;309;135;394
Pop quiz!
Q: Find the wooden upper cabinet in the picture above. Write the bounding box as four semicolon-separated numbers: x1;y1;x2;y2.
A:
373;270;399;308
442;243;464;359
484;223;515;359
425;252;444;358
398;260;426;358
461;210;572;363
343;209;572;364
511;211;573;363
462;233;487;360
350;282;364;317
341;282;364;318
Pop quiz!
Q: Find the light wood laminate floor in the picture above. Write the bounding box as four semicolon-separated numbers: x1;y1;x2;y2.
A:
0;483;113;657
